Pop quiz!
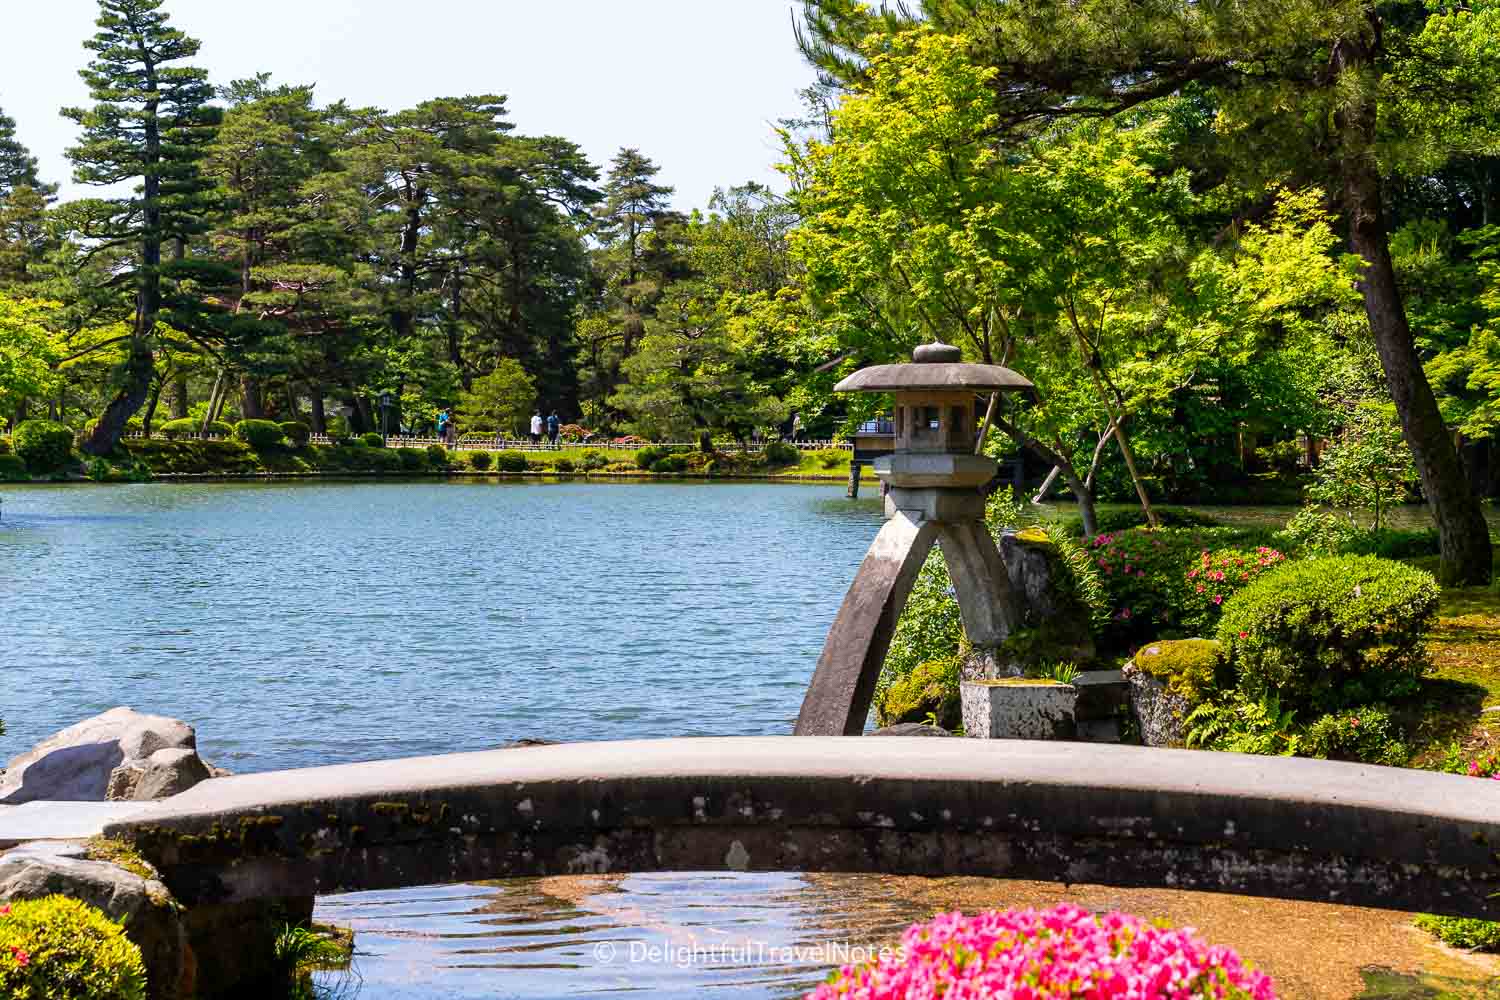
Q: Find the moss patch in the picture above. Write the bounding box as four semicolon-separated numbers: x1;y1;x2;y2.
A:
84;836;159;881
1132;639;1224;705
1407;585;1500;767
876;657;961;729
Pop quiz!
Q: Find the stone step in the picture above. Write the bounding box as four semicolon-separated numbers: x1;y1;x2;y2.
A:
1074;669;1128;722
1076;718;1122;744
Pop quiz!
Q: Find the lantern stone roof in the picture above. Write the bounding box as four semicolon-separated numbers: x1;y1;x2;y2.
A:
834;342;1035;394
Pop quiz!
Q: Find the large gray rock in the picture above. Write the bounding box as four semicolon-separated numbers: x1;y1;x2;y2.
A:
0;708;211;804
1124;660;1191;748
132;748;212;801
0;840;193;1000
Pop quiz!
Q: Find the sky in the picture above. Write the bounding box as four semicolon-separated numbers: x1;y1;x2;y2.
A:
2;0;819;210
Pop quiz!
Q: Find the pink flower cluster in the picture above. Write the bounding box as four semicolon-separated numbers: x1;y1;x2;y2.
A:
1465;755;1500;779
1187;548;1284;610
0;906;28;968
807;905;1277;1000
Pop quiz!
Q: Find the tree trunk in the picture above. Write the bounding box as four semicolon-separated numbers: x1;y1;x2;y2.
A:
171;374;189;420
1335;30;1493;586
83;337;153;457
142;373;165;438
239;375;263;420
992;413;1097;537
309;391;327;435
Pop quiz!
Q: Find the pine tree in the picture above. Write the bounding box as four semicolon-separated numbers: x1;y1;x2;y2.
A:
61;0;219;456
0;106;48;196
590;148;689;417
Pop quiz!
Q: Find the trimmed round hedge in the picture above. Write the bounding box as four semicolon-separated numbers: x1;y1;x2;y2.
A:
234;419;286;450
494;450;527;472
280;421;310;447
13;420;74;474
0;895;147;1000
159;418;234;439
1217;555;1439;710
360;432;385;448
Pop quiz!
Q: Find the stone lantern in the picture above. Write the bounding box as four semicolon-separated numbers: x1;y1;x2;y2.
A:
795;341;1035;736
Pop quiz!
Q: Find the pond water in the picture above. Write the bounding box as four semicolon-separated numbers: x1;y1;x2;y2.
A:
1;482;1491;999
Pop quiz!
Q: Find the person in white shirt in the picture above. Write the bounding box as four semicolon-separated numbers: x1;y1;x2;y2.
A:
530;412;543;444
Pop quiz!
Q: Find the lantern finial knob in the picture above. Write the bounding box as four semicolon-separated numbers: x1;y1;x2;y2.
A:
912;341;962;364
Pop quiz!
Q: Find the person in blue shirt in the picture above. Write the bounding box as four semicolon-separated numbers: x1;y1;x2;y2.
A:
546;412;561;448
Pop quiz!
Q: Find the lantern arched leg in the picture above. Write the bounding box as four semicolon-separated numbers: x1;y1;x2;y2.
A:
794;510;941;736
937;521;1021;648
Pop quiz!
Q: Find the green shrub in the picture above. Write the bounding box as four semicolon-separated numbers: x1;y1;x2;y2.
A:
161;418;234;440
878;548;965;709
875;657;961;729
234;419;286;450
605;461;637;473
125;438;258;475
360;432;385;448
13;420;74;474
0;895;147;1000
397;447;425;471
650;453;689;474
1086;528;1202;644
1413;914;1500;953
0;436;10;454
1131;639;1225;705
494;450;527;472
1298;704;1407;765
1344;527;1442;560
554;457;576;473
635;445;668;470
1276;507;1361;556
1087;508;1224;535
581;450;609;471
425;444;447;467
764;440;800;466
811;447;846;470
280;421;311;447
469;451;493;471
0;454;28;480
1216;555;1439;713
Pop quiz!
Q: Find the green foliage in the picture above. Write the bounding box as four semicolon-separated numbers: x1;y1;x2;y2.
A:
810;448;846;470
0;894;147;1000
1085;528;1202;645
280;421;310;447
0;454;27;481
875;656;961;729
494;450;528;473
650;453;689;473
159;418;232;439
1184;692;1301;756
457;360;536;436
125;438;257;475
763;440;800;467
878;547;965;709
1306;404;1418;529
469;451;493;471
1299;705;1407;765
553;457;576;473
234;419;286;450
425;444;447;467
397;448;425;471
1412;915;1500;953
580;450;610;471
1132;639;1225;705
1031;524;1109;631
360;432;385;448
12;419;74;474
1035;661;1081;685
635;445;671;470
0;296;63;410
1216;556;1440;713
1276;507;1361;556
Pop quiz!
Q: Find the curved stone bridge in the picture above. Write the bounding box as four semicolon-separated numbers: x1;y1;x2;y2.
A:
106;737;1500;918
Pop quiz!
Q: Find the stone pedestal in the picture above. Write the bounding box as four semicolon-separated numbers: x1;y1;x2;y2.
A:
961;680;1078;740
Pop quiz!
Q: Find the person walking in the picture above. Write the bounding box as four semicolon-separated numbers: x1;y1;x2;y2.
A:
436;408;449;444
547;411;561;449
443;411;457;448
530;411;543;446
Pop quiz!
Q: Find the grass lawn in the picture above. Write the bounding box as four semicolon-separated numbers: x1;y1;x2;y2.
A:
1406;560;1500;768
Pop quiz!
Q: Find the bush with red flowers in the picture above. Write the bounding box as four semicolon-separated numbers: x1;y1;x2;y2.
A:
808;904;1276;1000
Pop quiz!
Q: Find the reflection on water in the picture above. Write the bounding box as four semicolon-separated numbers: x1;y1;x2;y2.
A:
314;873;924;999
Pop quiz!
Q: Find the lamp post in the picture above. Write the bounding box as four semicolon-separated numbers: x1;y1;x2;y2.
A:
795;341;1035;736
378;393;391;443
